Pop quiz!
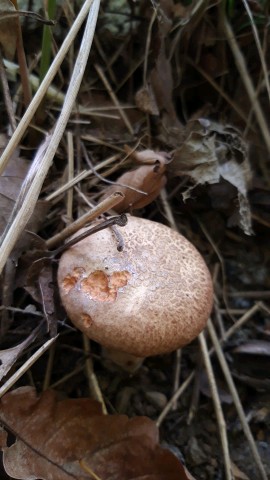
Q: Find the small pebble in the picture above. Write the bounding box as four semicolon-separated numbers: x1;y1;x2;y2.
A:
145;391;167;410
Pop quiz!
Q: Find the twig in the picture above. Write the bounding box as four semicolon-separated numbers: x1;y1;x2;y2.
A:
172;348;182;410
42;342;56;391
49;364;85;389
95;64;134;135
198;331;232;480
156;372;194;427
43;215;127;258
46;191;125;249
221;302;261;343
187;366;201;424
15;8;32;107
45;154;120;202
82;334;107;414
228;291;270;299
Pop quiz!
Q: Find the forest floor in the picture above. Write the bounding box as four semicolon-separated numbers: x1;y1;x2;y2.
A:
0;1;270;479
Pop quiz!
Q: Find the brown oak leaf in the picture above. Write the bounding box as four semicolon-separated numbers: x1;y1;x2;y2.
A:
0;387;191;480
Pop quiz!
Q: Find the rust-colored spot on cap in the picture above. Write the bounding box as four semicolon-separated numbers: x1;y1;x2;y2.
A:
62;267;85;293
81;313;93;327
81;270;130;302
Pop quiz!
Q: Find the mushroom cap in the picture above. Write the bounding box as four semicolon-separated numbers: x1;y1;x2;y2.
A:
57;216;213;357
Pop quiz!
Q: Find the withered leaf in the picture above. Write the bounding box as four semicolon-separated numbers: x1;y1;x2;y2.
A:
0;324;41;381
0;427;7;449
0;387;190;480
128;146;172;165
0;140;29;236
233;340;270;357
230;340;270;390
0;1;53;60
0;0;55;59
0;138;50;247
101;148;170;212
170;119;252;234
140;0;182;134
16;236;57;335
135;84;159;115
0;0;17;59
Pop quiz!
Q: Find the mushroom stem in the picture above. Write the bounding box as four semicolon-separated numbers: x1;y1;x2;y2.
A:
102;347;145;373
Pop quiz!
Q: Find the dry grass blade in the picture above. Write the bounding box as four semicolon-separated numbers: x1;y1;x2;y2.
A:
241;0;270;103
0;0;101;274
221;13;270;153
156;373;194;427
0;0;96;176
0;336;58;398
66;131;74;222
95;64;134;135
159;188;180;409
187;57;254;127
45;154;121;202
207;319;268;480
157;303;262;427
220;303;261;343
198;330;232;480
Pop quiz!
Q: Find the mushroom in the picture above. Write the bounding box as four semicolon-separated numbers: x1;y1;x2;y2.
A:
57;216;213;371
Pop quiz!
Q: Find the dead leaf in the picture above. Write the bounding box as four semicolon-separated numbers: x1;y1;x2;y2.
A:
129;146;172;165
15;235;57;335
0;324;42;381
0;0;17;59
0;142;29;236
101;149;170;212
0;137;50;252
136;0;182;132
135;84;159;115
150;49;179;126
170;119;253;234
233;340;270;357
0;141;49;236
0;427;7;449
18;257;57;335
0;387;190;480
230;340;270;390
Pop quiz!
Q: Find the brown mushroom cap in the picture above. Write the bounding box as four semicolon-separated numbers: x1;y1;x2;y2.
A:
57;216;213;357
